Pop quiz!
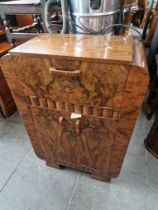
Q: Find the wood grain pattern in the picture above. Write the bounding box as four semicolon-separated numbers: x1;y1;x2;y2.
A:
0;34;149;181
30;106;117;179
10;56;129;109
109;40;149;176
9;34;133;64
120;66;148;119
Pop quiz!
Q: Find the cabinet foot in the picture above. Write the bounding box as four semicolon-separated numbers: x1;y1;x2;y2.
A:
91;173;110;182
46;162;61;169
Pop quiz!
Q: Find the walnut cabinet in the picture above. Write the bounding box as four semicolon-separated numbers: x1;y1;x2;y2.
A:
0;34;149;181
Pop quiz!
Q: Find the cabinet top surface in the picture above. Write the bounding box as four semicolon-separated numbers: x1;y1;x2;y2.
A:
10;34;134;64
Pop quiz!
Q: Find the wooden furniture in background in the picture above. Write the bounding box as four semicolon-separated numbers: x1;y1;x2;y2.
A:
145;54;158;158
0;13;36;117
136;0;147;27
1;34;149;181
0;19;6;41
0;16;16;117
131;0;147;28
16;15;33;27
0;0;47;47
145;110;158;158
143;54;158;119
0;49;16;117
0;68;16;117
144;0;158;46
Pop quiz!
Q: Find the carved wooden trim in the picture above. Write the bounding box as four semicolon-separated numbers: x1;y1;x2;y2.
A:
28;96;120;120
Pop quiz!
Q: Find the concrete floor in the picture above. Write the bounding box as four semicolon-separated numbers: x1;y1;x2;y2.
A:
0;110;157;210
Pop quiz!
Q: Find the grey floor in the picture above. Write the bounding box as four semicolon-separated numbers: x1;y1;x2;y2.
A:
0;110;157;210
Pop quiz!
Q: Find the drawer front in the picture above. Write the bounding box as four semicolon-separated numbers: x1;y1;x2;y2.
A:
30;106;118;173
14;56;129;109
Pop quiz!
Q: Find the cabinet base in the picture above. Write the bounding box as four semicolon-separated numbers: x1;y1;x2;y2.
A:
46;162;61;169
0;102;16;118
91;174;111;182
46;160;111;182
144;138;158;159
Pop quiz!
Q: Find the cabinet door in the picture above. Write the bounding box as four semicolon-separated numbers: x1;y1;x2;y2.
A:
47;60;129;109
13;56;128;109
30;106;117;174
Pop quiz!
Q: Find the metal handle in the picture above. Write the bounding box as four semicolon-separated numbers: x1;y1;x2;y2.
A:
49;67;81;77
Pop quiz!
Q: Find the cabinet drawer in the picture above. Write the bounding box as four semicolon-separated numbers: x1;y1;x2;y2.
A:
30;106;118;173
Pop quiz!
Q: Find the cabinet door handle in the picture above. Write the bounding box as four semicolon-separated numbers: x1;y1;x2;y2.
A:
58;116;64;126
76;120;81;135
58;117;81;135
49;67;81;77
57;117;64;144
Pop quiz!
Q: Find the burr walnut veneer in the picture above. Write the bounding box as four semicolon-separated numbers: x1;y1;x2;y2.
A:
0;34;149;181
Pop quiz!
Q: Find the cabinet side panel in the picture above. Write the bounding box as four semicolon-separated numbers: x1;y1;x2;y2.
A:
121;66;149;119
0;54;45;160
109;65;149;177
